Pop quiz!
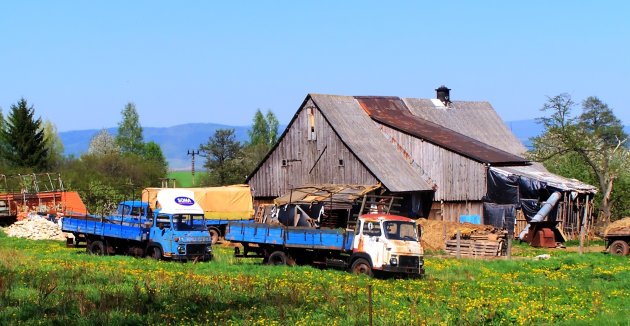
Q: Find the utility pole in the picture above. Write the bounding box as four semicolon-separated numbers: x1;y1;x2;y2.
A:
187;149;200;186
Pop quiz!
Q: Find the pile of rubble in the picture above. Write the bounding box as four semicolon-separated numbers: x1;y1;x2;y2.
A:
2;215;66;241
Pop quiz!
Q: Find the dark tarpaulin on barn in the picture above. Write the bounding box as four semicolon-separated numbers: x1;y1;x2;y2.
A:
483;203;517;236
486;169;519;205
519;199;540;220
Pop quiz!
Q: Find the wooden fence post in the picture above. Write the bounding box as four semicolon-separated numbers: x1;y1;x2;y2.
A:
368;284;373;326
456;230;461;259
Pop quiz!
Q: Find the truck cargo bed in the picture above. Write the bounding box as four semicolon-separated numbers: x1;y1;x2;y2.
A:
226;222;354;251
62;216;149;242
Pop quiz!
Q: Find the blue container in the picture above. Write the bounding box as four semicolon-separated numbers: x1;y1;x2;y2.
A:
459;215;481;224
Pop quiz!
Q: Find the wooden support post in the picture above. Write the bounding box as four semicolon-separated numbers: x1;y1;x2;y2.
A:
456;230;461;259
507;237;512;259
579;195;589;255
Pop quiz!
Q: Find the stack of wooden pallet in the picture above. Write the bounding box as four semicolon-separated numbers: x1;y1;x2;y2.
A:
445;231;507;257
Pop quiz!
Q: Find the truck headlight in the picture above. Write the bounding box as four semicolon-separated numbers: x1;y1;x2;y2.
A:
177;245;185;254
390;256;398;266
418;257;424;267
205;245;212;253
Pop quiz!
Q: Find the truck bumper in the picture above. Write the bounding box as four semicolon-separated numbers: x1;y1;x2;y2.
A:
380;265;425;277
169;253;213;261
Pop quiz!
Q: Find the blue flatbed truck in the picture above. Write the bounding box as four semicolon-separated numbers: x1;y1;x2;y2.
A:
225;213;425;277
142;186;255;245
62;189;213;261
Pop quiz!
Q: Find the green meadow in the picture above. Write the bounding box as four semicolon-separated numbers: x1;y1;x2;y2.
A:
167;170;207;188
0;230;628;325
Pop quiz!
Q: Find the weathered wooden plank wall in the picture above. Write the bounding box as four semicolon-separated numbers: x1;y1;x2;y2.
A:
248;99;379;198
377;124;487;201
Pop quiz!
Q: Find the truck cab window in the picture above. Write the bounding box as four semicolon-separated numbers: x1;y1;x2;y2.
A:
383;221;418;241
156;215;171;229
362;221;381;237
172;214;207;231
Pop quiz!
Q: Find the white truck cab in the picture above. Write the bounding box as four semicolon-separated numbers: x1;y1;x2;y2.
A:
352;214;424;276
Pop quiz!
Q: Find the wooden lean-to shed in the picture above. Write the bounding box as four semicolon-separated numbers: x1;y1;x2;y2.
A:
246;88;596;237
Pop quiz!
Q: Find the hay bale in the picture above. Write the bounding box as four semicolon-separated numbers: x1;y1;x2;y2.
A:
417;218;496;250
604;217;630;237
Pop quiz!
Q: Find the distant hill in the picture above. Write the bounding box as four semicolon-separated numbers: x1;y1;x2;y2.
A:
504;119;544;149
59;121;628;170
59;123;252;170
505;119;630;149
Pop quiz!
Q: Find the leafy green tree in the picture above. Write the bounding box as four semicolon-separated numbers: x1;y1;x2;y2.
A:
0;98;49;171
266;110;279;145
200;129;246;185
0;107;6;168
143;141;168;176
42;119;64;169
529;94;629;223
248;109;279;147
244;109;280;173
116;102;145;156
88;129;120;156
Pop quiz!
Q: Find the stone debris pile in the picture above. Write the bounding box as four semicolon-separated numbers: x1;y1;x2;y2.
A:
2;215;66;241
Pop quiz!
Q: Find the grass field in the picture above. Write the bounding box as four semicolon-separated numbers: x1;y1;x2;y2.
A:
0;231;628;325
167;170;207;188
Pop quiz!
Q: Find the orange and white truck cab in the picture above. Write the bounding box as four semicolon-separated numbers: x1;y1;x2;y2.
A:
351;214;424;276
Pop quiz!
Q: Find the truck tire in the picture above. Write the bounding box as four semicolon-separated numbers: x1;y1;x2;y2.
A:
267;251;288;265
351;258;373;277
208;228;220;245
89;241;105;256
150;247;163;260
610;240;630;256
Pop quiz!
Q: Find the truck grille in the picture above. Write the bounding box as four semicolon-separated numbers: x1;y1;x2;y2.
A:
399;255;419;268
187;244;206;255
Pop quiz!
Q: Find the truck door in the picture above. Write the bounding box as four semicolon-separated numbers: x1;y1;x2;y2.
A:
152;214;174;254
354;220;386;268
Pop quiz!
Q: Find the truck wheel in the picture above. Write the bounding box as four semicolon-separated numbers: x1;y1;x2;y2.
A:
150;247;163;260
267;251;288;265
89;241;105;256
351;258;373;277
610;240;630;256
208;228;220;245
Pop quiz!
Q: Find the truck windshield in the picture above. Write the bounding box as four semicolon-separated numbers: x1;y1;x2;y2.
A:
172;214;207;231
383;221;418;241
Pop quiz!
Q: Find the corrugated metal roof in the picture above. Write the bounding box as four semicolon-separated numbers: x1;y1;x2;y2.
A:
490;166;597;194
354;96;529;165
310;94;435;192
402;98;529;156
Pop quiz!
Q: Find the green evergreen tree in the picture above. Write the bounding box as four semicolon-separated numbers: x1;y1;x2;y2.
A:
116;102;145;155
0;98;49;171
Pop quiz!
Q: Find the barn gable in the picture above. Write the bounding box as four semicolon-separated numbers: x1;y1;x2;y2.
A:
247;98;377;198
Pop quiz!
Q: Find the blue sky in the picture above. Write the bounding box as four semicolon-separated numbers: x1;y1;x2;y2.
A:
1;1;628;132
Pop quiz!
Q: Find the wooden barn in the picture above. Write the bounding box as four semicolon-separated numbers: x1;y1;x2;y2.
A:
246;88;596;237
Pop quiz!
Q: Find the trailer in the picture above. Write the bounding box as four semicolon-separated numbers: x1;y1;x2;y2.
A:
604;217;630;256
225;213;424;277
62;189;213;261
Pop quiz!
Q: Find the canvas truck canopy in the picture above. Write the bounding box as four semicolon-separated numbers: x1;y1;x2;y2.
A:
142;185;254;220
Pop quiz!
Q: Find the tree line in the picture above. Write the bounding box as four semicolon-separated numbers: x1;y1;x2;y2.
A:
1;95;627;224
